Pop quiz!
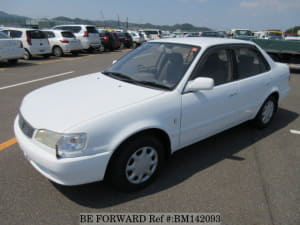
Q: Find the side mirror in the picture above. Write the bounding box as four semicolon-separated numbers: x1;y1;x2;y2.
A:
184;77;214;93
112;60;117;64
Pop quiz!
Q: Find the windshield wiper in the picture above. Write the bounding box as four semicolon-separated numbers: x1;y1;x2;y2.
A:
136;81;172;90
102;71;137;83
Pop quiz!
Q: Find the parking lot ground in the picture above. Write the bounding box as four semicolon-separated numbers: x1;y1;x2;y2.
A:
0;51;299;225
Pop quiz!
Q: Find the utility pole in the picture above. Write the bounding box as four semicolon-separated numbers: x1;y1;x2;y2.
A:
126;17;128;30
117;14;120;29
100;10;106;28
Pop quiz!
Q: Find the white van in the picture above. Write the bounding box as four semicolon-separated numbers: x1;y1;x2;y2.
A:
52;25;101;51
2;28;51;60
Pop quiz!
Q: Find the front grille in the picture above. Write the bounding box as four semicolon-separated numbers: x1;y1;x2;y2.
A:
19;114;35;138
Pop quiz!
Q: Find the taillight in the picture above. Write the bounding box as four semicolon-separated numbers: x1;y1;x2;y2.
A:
26;34;32;45
103;36;109;41
125;37;129;40
60;40;69;43
83;31;89;37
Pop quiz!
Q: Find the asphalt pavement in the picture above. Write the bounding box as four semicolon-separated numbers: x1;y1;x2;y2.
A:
0;50;299;225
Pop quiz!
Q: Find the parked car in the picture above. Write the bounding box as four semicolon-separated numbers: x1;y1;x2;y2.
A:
111;32;121;49
99;31;118;51
53;25;101;52
14;38;290;192
1;27;51;60
116;32;133;48
43;29;82;57
128;30;145;47
139;29;162;40
0;31;24;64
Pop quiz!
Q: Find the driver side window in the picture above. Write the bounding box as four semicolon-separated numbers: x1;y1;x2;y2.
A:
192;48;232;86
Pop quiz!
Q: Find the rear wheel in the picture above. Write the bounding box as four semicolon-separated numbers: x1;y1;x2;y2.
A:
253;96;277;128
108;135;164;192
24;50;31;60
53;46;63;57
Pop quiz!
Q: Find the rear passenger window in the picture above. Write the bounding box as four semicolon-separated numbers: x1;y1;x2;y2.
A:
57;26;81;33
86;27;98;33
61;32;75;38
28;30;46;39
9;30;22;38
192;49;232;86
234;47;270;79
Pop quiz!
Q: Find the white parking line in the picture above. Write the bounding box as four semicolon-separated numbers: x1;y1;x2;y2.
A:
0;71;74;91
290;129;300;135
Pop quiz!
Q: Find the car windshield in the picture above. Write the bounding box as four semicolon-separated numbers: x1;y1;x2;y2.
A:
236;30;252;36
103;42;200;90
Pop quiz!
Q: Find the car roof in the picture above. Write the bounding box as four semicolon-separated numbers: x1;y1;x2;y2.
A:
0;27;37;31
54;24;96;27
150;37;254;48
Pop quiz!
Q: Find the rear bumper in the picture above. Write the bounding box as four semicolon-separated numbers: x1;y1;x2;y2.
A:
0;48;24;60
14;116;112;186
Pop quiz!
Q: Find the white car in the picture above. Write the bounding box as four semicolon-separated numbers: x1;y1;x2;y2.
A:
52;25;101;51
128;30;145;47
0;31;24;64
15;38;290;191
43;29;82;57
1;27;51;60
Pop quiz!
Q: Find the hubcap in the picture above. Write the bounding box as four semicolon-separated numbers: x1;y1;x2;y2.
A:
126;146;158;184
262;100;274;124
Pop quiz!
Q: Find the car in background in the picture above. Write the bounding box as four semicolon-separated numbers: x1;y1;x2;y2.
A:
15;38;290;192
53;25;101;52
200;31;221;37
1;27;51;60
0;31;24;64
139;29;161;40
99;30;118;51
128;30;145;47
116;32;133;48
229;29;253;39
43;29;82;57
185;32;200;37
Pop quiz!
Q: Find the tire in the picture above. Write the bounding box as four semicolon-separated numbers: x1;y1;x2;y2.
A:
253;96;277;129
108;135;165;192
8;59;18;64
24;50;31;60
53;46;63;57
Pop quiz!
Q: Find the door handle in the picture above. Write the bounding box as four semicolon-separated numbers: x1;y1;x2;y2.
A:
229;93;238;97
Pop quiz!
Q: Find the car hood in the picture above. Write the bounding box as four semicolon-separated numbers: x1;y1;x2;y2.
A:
20;72;163;132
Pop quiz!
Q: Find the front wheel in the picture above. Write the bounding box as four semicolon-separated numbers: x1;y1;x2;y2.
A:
108;135;165;192
253;96;277;128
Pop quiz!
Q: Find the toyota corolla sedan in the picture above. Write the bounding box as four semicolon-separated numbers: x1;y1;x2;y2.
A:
15;38;290;191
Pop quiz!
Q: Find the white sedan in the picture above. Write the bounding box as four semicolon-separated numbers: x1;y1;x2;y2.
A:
15;38;290;191
0;31;24;64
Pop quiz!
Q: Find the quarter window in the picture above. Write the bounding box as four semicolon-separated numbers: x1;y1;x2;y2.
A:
234;47;269;79
192;48;232;86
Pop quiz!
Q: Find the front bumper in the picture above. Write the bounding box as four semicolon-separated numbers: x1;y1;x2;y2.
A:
14;116;112;186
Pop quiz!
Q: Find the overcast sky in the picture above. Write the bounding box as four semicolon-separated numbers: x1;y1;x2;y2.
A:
1;0;300;31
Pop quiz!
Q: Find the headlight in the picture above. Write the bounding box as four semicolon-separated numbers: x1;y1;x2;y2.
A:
35;129;87;157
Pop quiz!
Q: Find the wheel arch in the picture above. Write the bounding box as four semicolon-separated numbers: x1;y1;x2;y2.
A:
104;127;172;179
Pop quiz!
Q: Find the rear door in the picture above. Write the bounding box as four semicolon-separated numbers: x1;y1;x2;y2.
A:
86;26;100;45
27;30;50;54
0;31;21;59
232;45;272;121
